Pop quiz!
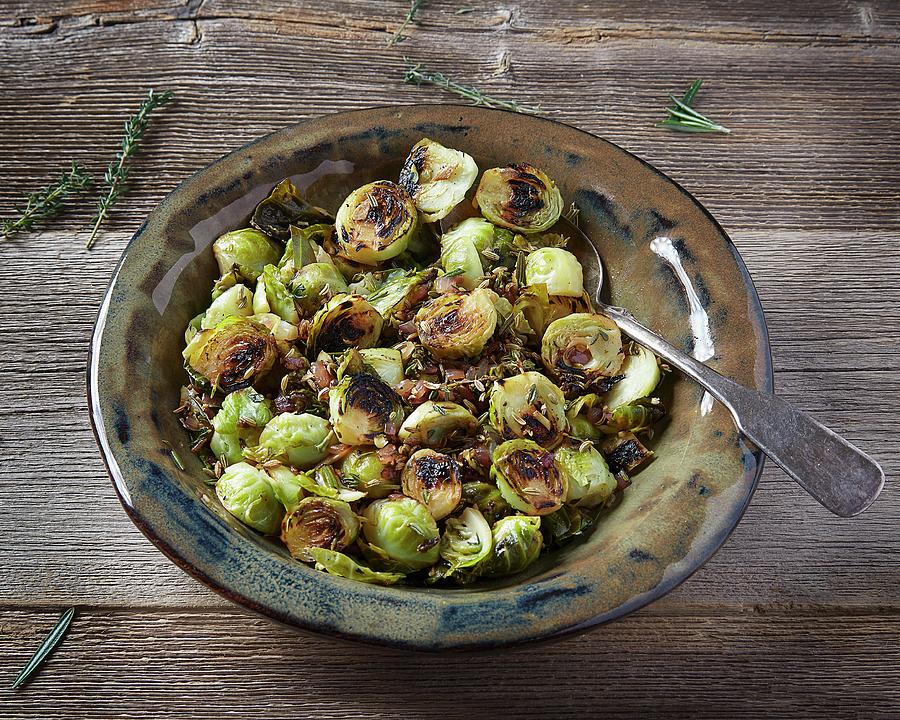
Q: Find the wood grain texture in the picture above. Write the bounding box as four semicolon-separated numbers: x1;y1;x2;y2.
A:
0;0;897;716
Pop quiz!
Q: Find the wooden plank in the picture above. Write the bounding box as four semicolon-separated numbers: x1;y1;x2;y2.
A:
1;608;897;718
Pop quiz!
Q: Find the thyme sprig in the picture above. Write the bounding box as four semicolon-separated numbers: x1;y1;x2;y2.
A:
1;163;91;239
86;88;173;249
403;60;541;115
387;0;426;47
10;607;75;690
658;80;730;134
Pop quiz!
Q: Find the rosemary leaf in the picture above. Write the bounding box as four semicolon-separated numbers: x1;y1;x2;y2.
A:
658;79;730;135
403;59;541;115
387;0;426;47
86;88;174;249
1;163;92;239
455;6;474;14
11;607;75;690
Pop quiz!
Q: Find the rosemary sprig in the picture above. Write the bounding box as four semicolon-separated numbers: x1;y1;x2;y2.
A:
387;0;426;47
11;607;75;690
658;80;730;134
86;88;173;249
403;60;541;115
1;163;92;239
455;6;474;13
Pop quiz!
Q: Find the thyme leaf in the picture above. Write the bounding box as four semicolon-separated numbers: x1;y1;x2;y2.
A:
387;0;426;47
1;163;92;239
11;607;75;690
658;80;730;134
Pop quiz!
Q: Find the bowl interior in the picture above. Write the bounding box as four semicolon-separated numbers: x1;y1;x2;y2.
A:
91;106;772;649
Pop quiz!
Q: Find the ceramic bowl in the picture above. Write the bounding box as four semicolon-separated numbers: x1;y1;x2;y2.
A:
89;105;772;650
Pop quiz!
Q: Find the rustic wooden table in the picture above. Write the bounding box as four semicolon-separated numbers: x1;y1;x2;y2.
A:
1;1;898;717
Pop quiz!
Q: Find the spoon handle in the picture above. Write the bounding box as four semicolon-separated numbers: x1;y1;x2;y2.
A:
601;305;885;517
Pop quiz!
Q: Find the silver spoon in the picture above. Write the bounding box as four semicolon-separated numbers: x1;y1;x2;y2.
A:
558;216;884;517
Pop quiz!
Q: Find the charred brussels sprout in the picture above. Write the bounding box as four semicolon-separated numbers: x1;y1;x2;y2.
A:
415;289;498;360
525;247;584;297
307;294;383;356
251;178;333;241
254;412;332;468
399;138;478;222
475;164;563;234
398;401;478;448
362;496;441;572
281;496;360;561
328;372;405;445
201;283;254;330
488;371;568;447
401;449;462;521
439;507;493;574
555;444;617;507
213;228;281;282
541;313;624;392
289;262;349;315
600;432;653;475
479;515;543;577
439;217;496;290
340;449;399;499
359;348;405;387
602;344;661;411
215;462;284;535
462;482;512;526
491;439;566;516
186;317;276;393
210;387;273;465
306;548;404;586
334;181;418;265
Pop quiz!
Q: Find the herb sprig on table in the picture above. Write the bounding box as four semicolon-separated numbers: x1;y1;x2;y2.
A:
1;163;92;239
659;80;730;134
387;0;426;47
10;607;75;690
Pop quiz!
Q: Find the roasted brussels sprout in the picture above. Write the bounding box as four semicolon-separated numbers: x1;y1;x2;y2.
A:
600;432;653;474
475;164;563;234
259;264;299;324
541;504;595;546
491;439;566;516
362;496;441;572
541;313;624;392
215;462;284;535
282;223;334;272
461;481;512;526
359;348;405;387
401;449;462;521
340;448;400;499
439;507;493;574
525;247;584;297
415;289;498;360
366;270;431;326
251;178;333;241
306;548;404;586
209;387;273;465
201;283;253;330
439;217;496;290
307;294;383;356
602;344;661;411
515;285;590;337
251;312;299;342
213;228;281;282
263;464;305;510
488;371;568;447
555;444;617;507
565;393;602;442
186;317;276;393
328;372;405;445
399;137;478;222
289;262;349;315
334;181;418;265
398;401;478;448
605;398;666;434
478;515;543;577
281;496;360;561
254;412;332;468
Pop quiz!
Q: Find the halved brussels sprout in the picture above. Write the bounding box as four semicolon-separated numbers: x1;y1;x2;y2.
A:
213;228;282;282
306;548;405;586
541;313;624;392
488;371;568;447
280;496;360;562
478;515;543;577
541;505;594;546
253;412;332;468
439;217;496;290
259;264;299;324
210;387;273;465
491;439;566;516
461;481;512;526
602;344;661;411
251;178;333;241
263;464;305;510
289;262;349;315
414;289;498;360
401;449;462;520
328;372;405;445
397;401;477;448
186;317;276;393
201;283;253;330
359;347;405;387
398;137;478;222
340;448;399;499
215;462;284;535
525;248;584;297
362;496;441;572
604;398;665;434
515;284;590;337
334;181;418;265
366;270;431;326
439;507;493;574
555;444;617;508
307;294;383;356
475;164;563;234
